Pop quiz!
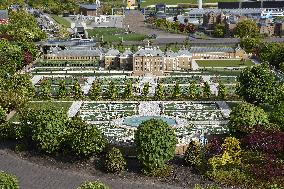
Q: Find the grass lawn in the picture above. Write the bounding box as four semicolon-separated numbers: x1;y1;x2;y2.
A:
50;14;71;28
196;60;254;67
141;0;236;6
9;101;73;122
87;28;146;42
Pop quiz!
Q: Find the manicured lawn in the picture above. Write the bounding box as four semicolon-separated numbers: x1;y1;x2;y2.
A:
87;28;146;42
141;0;236;6
196;60;254;67
9;101;73;122
50;14;71;27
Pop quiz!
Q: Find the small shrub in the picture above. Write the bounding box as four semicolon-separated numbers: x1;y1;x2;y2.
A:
0;171;19;189
15;143;27;153
105;147;126;173
208;137;242;171
205;138;222;160
134;119;177;176
77;181;110;189
0;106;6;124
184;141;203;167
68;117;107;157
0;122;16;141
269;101;284;131
207;168;251;187
242;129;284;154
228;103;269;133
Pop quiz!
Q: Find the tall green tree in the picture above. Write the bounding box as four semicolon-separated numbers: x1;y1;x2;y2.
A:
40;79;51;100
89;81;101;100
141;83;149;98
217;81;227;99
123;81;133;99
240;37;262;53
58;80;67;99
236;63;278;104
188;81;197;100
73;81;84;100
154;83;164;100
172;83;181;99
235;20;259;38
107;81;117;100
202;82;211;99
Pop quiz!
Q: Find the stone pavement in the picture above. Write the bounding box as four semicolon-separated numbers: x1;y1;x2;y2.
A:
0;150;183;189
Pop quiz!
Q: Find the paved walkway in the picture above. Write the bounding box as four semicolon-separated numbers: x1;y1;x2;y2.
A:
0;150;183;189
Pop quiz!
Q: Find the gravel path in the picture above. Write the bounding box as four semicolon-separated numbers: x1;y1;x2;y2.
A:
0;149;183;189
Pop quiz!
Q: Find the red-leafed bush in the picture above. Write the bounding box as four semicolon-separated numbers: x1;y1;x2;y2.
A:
23;50;33;65
179;23;185;32
250;154;284;181
242;129;284;154
206;138;222;159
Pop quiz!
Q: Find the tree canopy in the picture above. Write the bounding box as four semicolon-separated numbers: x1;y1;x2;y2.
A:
236;63;278;104
235;20;259;38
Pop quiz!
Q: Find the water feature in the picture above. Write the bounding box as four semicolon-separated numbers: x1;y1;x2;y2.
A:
123;116;177;127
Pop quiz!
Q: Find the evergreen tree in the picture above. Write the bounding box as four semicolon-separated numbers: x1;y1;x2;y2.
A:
123;81;133;99
141;83;149;99
154;83;164;100
40;79;51;100
89;81;101;100
188;81;197;100
73;81;84;100
217;81;227;99
202;82;211;99
58;80;67;99
172;83;181;99
107;81;117;100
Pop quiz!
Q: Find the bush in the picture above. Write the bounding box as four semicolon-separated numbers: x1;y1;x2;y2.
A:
228;103;269;133
0;122;16;141
134;119;177;175
20;107;69;154
0;106;6;124
105;147;126;173
205;138;222;160
0;171;19;189
207;168;251;187
242;129;284;154
68;117;107;157
184;141;203;167
77;181;110;189
269;101;284;131
208;137;242;170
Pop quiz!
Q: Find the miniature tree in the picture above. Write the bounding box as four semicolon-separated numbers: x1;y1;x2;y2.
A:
73;81;84;100
58;79;67;99
172;83;181;99
40;79;51;100
89;81;101;100
154;82;164;100
188;81;197;100
135;119;177;176
107;81;117;100
123;81;133;99
202;82;211;99
217;81;227;99
141;83;149;99
105;147;126;173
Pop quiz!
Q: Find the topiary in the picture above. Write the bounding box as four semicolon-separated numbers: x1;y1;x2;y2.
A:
77;181;110;189
228;103;269;134
134;118;177;176
68;117;107;157
105;147;126;173
0;171;19;189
